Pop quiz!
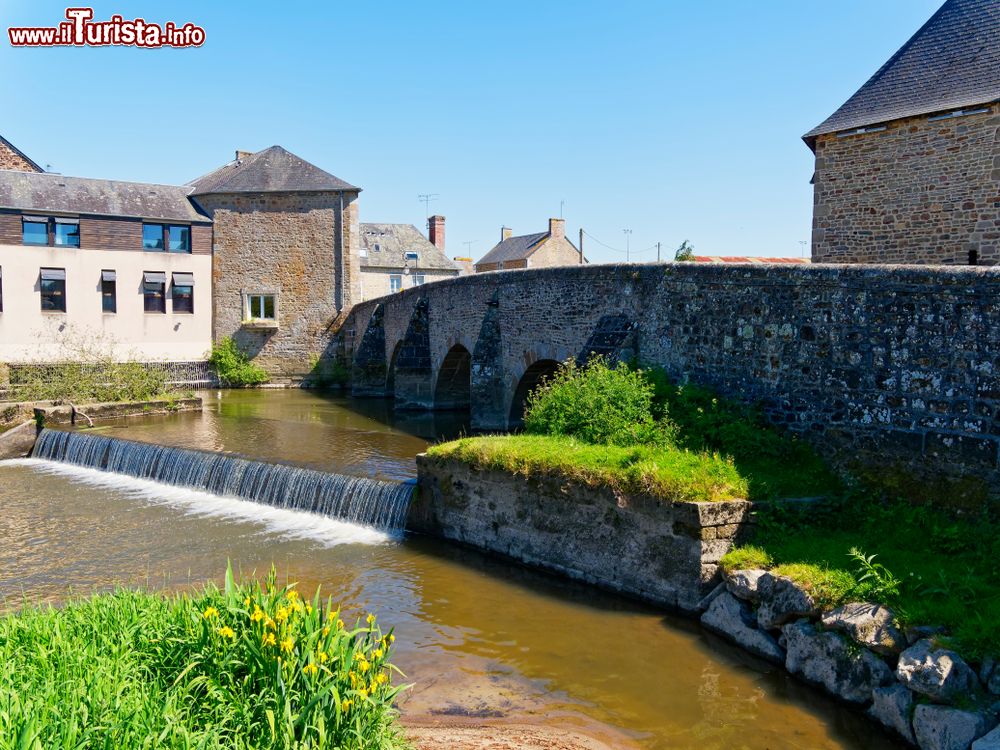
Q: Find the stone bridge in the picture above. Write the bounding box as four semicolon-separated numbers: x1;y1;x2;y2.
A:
336;263;1000;494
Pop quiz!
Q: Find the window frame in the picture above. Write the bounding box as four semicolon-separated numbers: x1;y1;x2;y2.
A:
39;268;67;313
142;223;192;253
172;273;195;314
244;293;276;321
142;272;167;314
101;270;117;314
389;274;402;293
412;274;426;286
53;218;80;248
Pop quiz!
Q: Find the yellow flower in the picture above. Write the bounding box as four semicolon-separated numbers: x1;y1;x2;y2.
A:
357;658;370;674
264;616;276;630
302;663;318;677
262;632;276;647
341;698;353;713
357;686;369;699
250;606;264;623
337;620;345;630
243;596;251;607
349;671;358;686
317;650;329;663
322;626;331;637
280;637;295;654
366;613;376;626
202;606;219;620
376;672;388;685
389;634;395;643
287;590;299;602
327;611;336;622
305;603;313;615
371;648;384;659
217;626;236;640
275;606;290;624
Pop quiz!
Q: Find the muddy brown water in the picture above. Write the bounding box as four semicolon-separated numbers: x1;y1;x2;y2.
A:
0;390;904;749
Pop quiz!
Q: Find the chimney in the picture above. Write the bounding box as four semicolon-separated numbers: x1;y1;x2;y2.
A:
501;226;513;241
235;150;253;162
428;215;445;251
548;218;565;239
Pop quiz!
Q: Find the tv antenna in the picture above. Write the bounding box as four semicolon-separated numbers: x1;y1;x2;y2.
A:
418;194;439;226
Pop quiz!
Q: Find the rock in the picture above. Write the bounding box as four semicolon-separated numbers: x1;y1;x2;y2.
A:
757;575;819;630
980;659;1000;696
725;569;770;602
701;591;785;664
868;684;916;744
990;671;1000;697
0;420;38;460
695;582;726;613
897;639;980;703
782;620;893;704
821;602;906;656
913;705;990;750
907;625;948;645
973;725;1000;749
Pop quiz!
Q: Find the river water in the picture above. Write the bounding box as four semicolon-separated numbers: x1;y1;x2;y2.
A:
0;390;903;749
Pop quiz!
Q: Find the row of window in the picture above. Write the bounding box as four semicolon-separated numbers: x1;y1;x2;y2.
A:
389;273;425;293
21;217;192;253
0;267;195;315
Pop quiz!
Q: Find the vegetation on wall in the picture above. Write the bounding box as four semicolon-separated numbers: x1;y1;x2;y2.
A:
0;566;407;749
308;354;350;388
208;338;269;387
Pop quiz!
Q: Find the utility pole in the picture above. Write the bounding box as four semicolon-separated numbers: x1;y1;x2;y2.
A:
799;240;808;258
623;228;632;263
657;242;661;263
579;228;584;264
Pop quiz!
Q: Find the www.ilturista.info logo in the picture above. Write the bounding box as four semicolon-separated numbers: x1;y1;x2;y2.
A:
8;8;205;48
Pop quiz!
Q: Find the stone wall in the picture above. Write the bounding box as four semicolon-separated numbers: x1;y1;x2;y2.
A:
196;191;359;377
342;263;1000;498
413;454;753;612
811;104;1000;265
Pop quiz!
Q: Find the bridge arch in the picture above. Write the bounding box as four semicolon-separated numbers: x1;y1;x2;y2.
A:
508;358;561;427
434;343;473;411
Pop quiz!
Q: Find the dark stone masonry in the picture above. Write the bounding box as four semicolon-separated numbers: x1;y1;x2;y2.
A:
341;263;1000;497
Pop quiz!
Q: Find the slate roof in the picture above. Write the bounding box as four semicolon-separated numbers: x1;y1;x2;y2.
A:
187;146;359;195
0;134;43;172
0;169;210;223
804;0;1000;145
476;232;549;266
360;223;459;272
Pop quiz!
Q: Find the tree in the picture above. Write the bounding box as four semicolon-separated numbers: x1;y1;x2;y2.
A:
674;240;695;262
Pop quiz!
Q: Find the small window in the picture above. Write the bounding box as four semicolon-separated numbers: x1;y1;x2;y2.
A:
54;218;80;248
245;293;275;320
172;272;194;314
373;243;381;253
389;274;402;293
40;268;66;312
101;270;116;313
404;251;419;262
168;225;191;253
142;224;165;251
969;249;979;266
412;274;426;286
22;217;48;246
143;271;166;313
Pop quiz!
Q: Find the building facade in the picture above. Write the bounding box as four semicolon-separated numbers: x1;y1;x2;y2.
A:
359;217;459;301
805;0;1000;265
475;218;583;273
0;170;213;363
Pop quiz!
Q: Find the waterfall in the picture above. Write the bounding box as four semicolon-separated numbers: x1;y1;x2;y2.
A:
32;429;414;533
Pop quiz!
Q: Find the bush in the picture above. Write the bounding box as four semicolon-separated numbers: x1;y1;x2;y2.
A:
208;338;269;387
0;566;407;749
523;357;676;447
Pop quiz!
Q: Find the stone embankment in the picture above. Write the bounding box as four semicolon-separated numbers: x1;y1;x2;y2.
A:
702;570;1000;750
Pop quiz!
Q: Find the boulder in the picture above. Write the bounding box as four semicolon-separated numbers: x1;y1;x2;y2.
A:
897;639;980;703
913;705;990;750
701;591;784;664
821;602;906;656
725;569;770;602
782;620;894;704
0;420;38;459
980;659;1000;697
695;582;726;613
757;575;819;630
973;725;1000;750
907;625;948;645
868;684;916;744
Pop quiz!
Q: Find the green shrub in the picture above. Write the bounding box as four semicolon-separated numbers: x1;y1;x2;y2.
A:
0;566;407;749
10;360;167;404
308;354;350;388
208;338;269;387
524;357;676;447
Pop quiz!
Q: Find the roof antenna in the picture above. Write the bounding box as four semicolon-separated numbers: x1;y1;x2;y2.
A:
418;194;439;231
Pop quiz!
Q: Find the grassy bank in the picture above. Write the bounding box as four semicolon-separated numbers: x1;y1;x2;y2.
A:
722;497;1000;659
428;434;749;503
0;568;407;749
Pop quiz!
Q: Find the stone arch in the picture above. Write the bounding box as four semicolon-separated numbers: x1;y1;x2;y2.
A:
393;298;433;410
471;291;505;430
508;358;561;427
351;304;387;397
577;314;638;365
386;339;403;397
434;344;472;410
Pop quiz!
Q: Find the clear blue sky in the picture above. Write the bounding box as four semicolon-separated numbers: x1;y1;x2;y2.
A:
1;0;943;264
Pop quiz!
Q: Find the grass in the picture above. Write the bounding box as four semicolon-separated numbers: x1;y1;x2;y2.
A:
428;434;749;503
0;566;408;749
721;496;1000;660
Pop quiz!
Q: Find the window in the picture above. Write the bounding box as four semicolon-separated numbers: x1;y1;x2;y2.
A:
40;268;66;312
22;216;49;245
412;274;426;286
172;272;194;314
101;270;116;313
404;251;419;262
143;271;166;313
142;224;165;251
54;218;80;247
389;274;402;293
245;293;275;320
168;226;191;253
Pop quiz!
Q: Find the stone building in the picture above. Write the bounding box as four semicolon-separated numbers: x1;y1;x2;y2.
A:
359;217;459;301
187;146;361;377
474;218;583;273
0;135;42;173
804;0;1000;265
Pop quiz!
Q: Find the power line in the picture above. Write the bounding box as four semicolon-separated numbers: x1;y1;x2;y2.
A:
580;230;657;256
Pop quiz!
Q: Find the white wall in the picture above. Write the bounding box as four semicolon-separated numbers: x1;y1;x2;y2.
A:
0;243;212;362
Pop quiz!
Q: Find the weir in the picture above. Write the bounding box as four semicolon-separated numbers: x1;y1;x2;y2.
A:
31;429;414;533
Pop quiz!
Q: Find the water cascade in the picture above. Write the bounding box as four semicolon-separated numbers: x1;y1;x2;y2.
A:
31;429;414;532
